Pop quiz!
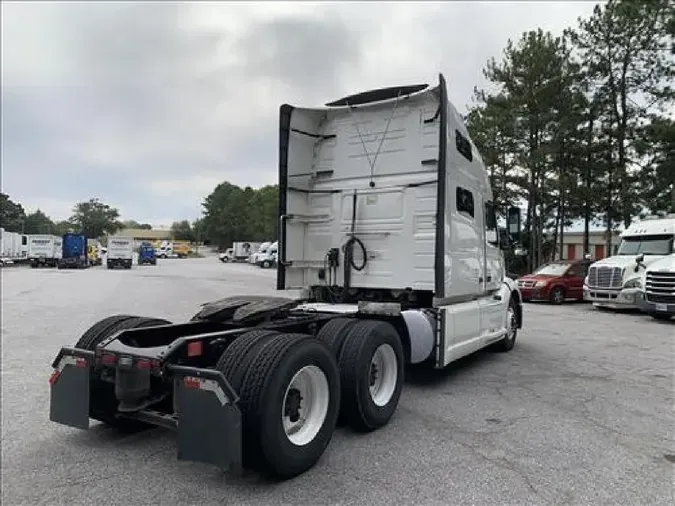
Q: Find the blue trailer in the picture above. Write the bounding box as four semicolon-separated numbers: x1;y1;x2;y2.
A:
138;243;157;265
57;233;88;269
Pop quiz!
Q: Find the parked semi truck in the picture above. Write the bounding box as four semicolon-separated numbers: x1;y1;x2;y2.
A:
48;76;523;481
636;252;675;320
257;241;278;269
57;233;87;269
583;215;675;310
249;242;272;264
107;236;134;269
138;243;157;265
27;234;61;268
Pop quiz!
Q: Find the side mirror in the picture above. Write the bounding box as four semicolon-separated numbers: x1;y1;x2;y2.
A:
507;206;521;243
498;228;511;250
634;253;645;272
486;229;498;245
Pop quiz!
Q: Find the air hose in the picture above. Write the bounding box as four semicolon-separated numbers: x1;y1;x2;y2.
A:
342;190;367;289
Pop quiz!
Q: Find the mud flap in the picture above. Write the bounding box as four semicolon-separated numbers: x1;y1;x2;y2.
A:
49;347;94;430
169;365;243;473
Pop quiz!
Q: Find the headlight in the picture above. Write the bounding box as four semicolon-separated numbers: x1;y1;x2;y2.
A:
623;278;642;289
535;281;548;287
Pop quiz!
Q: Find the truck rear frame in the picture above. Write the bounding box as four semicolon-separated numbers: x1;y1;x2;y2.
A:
48;74;523;480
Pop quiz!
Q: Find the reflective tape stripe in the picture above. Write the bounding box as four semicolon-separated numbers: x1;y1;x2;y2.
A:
56;355;86;372
183;376;229;406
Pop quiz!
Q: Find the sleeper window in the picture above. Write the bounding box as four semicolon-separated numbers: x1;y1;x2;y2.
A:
456;187;474;218
456;130;473;162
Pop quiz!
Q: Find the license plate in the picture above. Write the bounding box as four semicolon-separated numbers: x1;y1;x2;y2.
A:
655;303;667;312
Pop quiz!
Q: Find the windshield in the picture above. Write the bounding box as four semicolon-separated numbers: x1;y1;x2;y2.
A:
533;263;570;276
616;235;673;255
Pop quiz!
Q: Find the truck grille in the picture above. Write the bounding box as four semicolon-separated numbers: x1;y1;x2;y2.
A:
587;266;623;289
645;271;675;304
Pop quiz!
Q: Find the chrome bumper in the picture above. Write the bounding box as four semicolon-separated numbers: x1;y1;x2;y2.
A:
583;286;641;308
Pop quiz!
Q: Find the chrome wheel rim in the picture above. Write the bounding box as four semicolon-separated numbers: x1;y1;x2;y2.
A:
282;365;329;446
506;306;517;340
368;344;398;407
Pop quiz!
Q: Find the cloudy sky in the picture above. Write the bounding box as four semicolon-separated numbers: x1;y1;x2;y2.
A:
2;1;600;227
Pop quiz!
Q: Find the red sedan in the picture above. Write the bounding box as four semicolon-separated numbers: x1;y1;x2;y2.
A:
517;259;592;304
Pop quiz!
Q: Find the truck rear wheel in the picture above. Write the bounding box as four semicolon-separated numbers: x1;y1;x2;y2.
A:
316;317;359;357
236;332;340;479
336;320;404;432
216;329;281;392
75;315;173;431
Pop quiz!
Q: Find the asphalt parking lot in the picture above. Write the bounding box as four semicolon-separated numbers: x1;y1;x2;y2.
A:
1;257;673;506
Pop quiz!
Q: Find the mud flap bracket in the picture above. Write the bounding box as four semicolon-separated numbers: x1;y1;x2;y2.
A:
49;347;94;430
169;365;242;474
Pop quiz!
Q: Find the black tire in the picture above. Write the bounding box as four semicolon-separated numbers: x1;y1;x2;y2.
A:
215;329;281;393
261;260;271;269
75;315;172;430
651;313;672;321
492;297;518;352
336;320;404;432
549;286;565;305
315;317;360;427
316;317;359;358
76;315;137;350
237;332;340;479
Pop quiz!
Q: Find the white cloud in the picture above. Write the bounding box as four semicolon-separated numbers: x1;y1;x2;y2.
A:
1;0;599;225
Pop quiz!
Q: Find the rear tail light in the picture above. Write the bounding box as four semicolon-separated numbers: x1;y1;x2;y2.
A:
135;359;152;370
101;353;117;366
187;340;203;357
184;377;201;389
135;358;161;372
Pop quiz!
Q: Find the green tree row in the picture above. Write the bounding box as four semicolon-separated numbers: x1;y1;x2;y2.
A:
465;0;674;270
200;182;278;249
0;194;201;243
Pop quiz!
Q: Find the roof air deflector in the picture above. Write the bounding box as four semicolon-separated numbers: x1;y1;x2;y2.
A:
325;84;429;107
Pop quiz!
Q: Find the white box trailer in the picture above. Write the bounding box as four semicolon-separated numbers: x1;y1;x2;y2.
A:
0;228;22;258
53;236;63;260
0;228;15;265
107;236;134;269
27;234;60;268
12;232;23;258
47;75;524;481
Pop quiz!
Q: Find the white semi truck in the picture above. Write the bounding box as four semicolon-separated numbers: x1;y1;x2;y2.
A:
636;252;675;320
249;242;272;264
47;75;523;481
584;215;675;309
257;241;278;269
